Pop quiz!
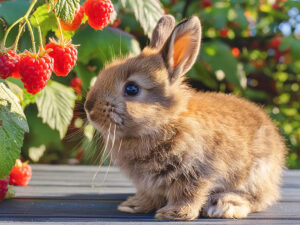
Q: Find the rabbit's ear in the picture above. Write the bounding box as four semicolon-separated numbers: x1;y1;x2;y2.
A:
149;15;176;49
161;16;201;82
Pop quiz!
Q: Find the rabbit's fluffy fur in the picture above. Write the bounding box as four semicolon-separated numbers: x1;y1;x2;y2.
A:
85;15;286;220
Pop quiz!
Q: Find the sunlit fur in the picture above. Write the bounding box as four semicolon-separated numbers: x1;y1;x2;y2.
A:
85;15;286;220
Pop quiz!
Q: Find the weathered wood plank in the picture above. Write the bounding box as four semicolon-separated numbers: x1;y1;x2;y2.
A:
28;172;300;186
11;186;300;202
0;199;300;219
0;165;299;224
1;218;300;225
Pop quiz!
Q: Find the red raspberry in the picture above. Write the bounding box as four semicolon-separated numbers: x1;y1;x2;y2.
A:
272;3;281;10
0;50;20;80
61;6;84;31
0;179;8;202
270;36;282;49
70;77;82;94
231;48;240;57
19;51;54;94
45;41;78;77
219;28;229;38
84;0;114;30
9;160;32;186
202;0;212;8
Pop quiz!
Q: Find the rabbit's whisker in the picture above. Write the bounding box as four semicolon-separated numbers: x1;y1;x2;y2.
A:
91;123;111;187
99;124;116;191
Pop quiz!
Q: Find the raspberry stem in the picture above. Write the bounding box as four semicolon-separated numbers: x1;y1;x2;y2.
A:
55;16;64;42
25;17;36;54
1;17;23;50
24;0;38;18
1;0;37;51
33;15;44;51
13;22;26;52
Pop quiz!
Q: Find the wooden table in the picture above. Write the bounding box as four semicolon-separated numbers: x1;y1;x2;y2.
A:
0;165;299;224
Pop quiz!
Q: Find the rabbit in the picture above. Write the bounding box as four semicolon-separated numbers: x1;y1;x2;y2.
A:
84;15;286;220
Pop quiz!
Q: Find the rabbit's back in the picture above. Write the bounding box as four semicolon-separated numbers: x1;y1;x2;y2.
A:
184;91;285;165
185;92;286;210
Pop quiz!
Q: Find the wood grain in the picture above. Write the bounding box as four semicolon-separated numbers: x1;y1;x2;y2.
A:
0;165;299;224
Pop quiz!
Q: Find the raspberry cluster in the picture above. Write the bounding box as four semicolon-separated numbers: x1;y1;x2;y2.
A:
0;45;78;94
0;0;114;95
60;0;114;31
0;160;32;202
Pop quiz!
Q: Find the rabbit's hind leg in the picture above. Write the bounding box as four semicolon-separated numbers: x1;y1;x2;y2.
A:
202;192;252;218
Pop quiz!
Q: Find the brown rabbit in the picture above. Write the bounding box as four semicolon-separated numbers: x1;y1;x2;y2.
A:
84;15;286;220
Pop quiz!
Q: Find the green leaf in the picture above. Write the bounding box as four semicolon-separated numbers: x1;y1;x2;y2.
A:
23;105;63;155
30;4;75;40
6;81;23;100
73;26;140;65
0;79;29;179
234;7;248;29
187;62;218;90
35;81;76;139
54;0;80;23
211;6;228;29
281;36;300;61
73;62;97;90
200;41;243;88
30;4;57;39
120;0;164;37
22;90;40;109
72;26;140;88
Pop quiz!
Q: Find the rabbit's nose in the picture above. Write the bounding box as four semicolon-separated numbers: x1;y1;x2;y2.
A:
85;99;94;112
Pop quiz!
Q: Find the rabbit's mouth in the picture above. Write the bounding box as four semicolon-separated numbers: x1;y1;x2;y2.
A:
86;108;125;135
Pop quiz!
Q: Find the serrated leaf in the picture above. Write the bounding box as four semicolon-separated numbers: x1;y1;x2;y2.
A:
6;81;23;101
55;0;80;23
35;81;76;139
23;105;63;153
0;79;29;179
120;0;164;38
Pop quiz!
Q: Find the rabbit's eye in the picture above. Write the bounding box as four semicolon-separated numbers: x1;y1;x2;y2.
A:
124;82;139;96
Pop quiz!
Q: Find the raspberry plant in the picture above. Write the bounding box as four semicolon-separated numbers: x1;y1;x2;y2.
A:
0;0;165;179
0;0;84;179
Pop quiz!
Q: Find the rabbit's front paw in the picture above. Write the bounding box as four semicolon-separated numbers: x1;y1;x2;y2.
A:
155;204;199;220
118;194;157;213
202;192;251;218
